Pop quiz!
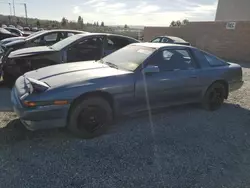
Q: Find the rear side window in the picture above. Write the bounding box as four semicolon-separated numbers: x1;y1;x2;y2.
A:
162;38;169;43
203;52;227;67
106;36;133;50
44;33;58;42
151;37;161;43
67;33;75;37
149;49;196;71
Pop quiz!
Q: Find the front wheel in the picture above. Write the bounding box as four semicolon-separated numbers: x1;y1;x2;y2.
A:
68;97;113;139
202;83;226;111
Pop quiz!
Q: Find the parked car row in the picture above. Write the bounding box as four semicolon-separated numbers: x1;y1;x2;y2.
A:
0;28;18;40
0;29;85;67
1;31;138;84
0;29;244;139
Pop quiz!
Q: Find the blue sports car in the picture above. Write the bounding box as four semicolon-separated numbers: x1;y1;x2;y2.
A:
11;43;243;138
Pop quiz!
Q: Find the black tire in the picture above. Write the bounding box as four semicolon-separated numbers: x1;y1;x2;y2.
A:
68;97;113;139
3;71;16;87
202;82;226;111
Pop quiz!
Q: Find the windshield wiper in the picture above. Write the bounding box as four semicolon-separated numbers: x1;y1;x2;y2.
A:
104;61;118;69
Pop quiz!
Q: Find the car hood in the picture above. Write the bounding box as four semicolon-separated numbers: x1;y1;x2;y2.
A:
1;36;26;45
25;61;133;88
9;46;55;58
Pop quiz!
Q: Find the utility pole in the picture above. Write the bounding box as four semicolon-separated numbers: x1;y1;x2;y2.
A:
9;3;12;24
17;3;28;26
24;3;28;26
8;3;12;16
12;0;15;16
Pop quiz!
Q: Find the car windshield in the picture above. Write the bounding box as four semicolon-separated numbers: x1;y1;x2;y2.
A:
101;45;156;71
51;34;85;51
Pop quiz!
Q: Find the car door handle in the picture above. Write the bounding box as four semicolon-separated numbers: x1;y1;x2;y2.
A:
189;76;197;79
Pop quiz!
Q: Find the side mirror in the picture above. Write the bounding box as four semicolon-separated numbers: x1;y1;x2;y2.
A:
142;65;159;75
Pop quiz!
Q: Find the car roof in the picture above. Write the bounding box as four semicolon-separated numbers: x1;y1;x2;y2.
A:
42;29;87;33
5;27;21;31
160;36;188;43
75;33;139;41
130;42;194;49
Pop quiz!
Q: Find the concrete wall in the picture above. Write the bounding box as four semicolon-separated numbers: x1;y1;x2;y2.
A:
216;0;250;21
144;21;250;62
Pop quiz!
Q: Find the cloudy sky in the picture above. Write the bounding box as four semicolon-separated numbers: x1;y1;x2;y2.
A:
0;0;218;26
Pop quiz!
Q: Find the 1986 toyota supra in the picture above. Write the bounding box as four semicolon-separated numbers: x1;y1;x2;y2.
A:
11;43;243;138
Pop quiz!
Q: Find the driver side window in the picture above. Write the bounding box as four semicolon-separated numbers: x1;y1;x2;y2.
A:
149;49;196;71
43;33;58;42
32;33;59;45
67;37;104;62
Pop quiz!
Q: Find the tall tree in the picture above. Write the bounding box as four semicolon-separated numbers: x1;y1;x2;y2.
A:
77;16;82;24
61;17;68;27
101;21;104;27
124;24;128;29
182;19;189;25
97;21;99;26
176;20;181;27
36;20;40;27
170;21;176;27
77;16;83;28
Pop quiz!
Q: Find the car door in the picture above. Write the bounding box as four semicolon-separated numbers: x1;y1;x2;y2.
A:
135;48;201;109
66;36;104;62
103;36;133;57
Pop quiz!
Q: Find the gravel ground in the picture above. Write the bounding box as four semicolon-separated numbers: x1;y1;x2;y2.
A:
0;66;250;188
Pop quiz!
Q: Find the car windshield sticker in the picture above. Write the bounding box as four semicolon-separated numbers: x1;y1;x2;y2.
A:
126;62;138;70
163;50;173;60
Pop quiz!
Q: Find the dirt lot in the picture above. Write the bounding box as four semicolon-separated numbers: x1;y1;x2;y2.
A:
0;66;250;188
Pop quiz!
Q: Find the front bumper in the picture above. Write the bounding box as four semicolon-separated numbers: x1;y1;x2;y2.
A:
229;80;244;92
11;88;70;131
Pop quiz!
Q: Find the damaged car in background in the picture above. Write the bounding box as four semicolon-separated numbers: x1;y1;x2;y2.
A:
1;33;139;84
0;29;85;58
0;27;18;41
0;30;45;46
11;43;243;139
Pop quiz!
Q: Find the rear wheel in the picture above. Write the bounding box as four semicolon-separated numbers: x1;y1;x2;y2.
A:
68;97;113;139
202;83;226;111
